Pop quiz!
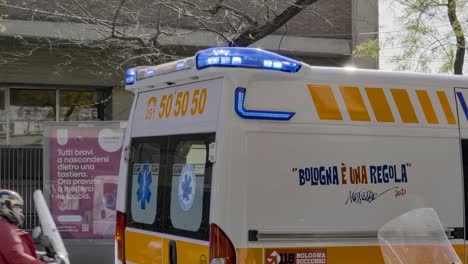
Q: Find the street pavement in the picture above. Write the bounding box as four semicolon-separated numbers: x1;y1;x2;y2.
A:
66;241;114;264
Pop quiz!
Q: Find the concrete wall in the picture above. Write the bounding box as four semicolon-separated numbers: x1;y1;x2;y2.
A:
112;87;133;121
0;39;121;86
351;0;379;69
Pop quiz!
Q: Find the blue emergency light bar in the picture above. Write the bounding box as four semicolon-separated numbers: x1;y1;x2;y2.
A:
125;68;136;85
125;48;301;85
196;47;302;73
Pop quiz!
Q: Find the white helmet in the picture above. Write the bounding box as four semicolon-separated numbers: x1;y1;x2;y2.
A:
0;189;25;226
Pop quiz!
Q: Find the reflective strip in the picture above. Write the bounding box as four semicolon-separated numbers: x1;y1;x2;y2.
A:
339;86;371;122
125;230;164;263
124;229;465;264
308;84;343;120
380;244;463;264
415;90;439;124
125;230;208;264
390;89;419;123
437;91;457;124
237;248;263;263
327;244;464;264
365;88;395;122
241;244;464;264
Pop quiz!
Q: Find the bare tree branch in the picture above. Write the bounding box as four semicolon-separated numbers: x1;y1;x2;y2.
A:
57;4;111;38
309;8;334;27
1;0;343;75
231;0;321;46
196;18;232;45
112;0;128;37
0;3;112;23
210;2;258;25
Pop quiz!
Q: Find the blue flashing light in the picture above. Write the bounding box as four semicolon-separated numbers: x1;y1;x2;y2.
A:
234;87;295;121
232;56;242;64
176;61;186;70
220;56;230;64
196;47;301;73
208;57;220;64
146;68;155;77
125;68;136;85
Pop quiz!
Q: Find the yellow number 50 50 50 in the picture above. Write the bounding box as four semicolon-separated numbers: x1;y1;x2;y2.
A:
173;88;207;118
145;88;208;121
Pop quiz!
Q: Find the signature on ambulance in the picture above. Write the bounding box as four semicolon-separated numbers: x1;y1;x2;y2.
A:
345;186;399;205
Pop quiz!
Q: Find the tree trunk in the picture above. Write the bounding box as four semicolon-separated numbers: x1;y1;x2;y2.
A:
447;0;466;75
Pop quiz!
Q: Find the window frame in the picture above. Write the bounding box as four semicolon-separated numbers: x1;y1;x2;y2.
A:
125;133;215;241
162;133;215;241
125;136;166;232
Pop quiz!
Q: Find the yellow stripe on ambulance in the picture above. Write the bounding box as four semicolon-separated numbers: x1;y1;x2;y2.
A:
307;84;457;125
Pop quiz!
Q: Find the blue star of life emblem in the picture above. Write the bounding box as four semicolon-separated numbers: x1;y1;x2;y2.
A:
178;164;196;211
181;175;193;202
137;164;152;209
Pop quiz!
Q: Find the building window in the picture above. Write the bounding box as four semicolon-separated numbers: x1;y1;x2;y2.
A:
0;87;111;145
59;91;100;121
10;89;56;145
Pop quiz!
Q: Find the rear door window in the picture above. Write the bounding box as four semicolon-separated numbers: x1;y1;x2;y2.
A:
163;133;215;241
126;137;166;230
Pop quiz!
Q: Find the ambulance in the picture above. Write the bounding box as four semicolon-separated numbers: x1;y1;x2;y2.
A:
115;47;468;264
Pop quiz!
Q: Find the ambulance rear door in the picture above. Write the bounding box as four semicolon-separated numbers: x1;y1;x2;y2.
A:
124;77;223;264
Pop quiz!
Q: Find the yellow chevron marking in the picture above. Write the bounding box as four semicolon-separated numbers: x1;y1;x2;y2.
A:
308;84;343;120
437;91;456;124
390;89;419;123
415;90;439;124
365;88;395;122
340;86;371;122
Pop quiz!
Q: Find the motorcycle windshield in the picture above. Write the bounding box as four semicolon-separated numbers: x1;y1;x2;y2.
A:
378;208;461;264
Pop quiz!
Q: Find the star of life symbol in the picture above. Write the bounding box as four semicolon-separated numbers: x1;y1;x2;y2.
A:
266;251;281;264
137;164;152;209
178;164;196;211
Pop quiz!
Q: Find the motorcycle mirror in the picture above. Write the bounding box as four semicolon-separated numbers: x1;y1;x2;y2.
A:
32;226;43;240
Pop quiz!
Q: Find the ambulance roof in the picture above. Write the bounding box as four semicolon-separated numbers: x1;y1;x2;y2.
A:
124;47;468;92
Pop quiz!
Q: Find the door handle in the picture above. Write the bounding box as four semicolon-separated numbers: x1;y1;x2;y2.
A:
169;240;177;264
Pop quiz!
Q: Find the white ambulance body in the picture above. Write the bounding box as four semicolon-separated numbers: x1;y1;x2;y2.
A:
115;47;468;264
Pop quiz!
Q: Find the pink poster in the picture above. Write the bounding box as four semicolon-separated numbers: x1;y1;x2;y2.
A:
49;126;124;239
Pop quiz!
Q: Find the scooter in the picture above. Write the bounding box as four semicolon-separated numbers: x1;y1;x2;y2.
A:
32;190;70;264
379;208;462;264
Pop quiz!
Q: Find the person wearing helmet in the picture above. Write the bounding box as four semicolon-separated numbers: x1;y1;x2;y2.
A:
0;189;46;264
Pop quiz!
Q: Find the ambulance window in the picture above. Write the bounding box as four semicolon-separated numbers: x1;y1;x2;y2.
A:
163;133;214;241
126;136;166;230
